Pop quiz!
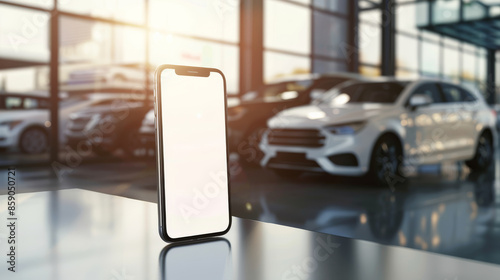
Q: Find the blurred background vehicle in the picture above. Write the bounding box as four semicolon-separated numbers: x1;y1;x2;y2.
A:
65;94;152;158
228;73;364;164
0;94;52;154
65;64;154;89
0;93;107;154
260;79;497;185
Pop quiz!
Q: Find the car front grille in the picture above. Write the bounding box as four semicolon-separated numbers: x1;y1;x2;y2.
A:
267;128;325;148
268;152;321;169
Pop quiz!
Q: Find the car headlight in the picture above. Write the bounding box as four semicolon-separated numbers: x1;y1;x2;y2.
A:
324;121;366;135
0;120;23;130
227;107;247;121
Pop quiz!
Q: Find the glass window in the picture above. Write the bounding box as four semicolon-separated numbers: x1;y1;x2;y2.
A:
264;51;310;83
421;40;440;75
462;51;476;81
443;46;460;82
463;43;476;53
149;33;239;94
432;0;459;24
23;97;38;109
359;22;381;66
396;34;418;71
149;0;239;43
443;37;460;49
421;30;441;42
6;0;53;9
359;9;380;25
5;96;22;109
0;66;49;93
59;17;113;64
313;59;347;74
359;0;381;10
59;0;145;24
313;11;347;59
414;1;429;26
441;84;466;102
59;17;147;92
462;89;477;102
313;0;348;14
0;6;50;62
411;83;444;103
478;50;487;85
264;0;311;54
396;3;421;35
322;82;408;105
464;1;487;21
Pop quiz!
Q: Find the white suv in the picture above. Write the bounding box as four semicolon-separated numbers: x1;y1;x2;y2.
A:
260;79;497;185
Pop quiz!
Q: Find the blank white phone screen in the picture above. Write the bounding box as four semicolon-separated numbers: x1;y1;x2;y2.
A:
160;69;229;239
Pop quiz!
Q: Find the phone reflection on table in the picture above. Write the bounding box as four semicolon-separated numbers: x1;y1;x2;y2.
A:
159;238;232;280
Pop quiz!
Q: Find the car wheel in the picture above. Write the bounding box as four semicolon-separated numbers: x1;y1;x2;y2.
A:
19;127;48;154
369;135;404;186
466;131;493;171
239;126;266;166
271;169;303;180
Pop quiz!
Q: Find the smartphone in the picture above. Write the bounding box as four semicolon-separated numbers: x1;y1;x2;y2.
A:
155;64;231;242
159;238;232;280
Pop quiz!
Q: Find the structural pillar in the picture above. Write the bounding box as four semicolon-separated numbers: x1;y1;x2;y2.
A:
486;49;496;104
239;0;264;94
347;0;359;73
49;7;59;163
381;0;395;76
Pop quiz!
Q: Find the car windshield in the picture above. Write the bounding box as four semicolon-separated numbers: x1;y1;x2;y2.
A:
319;82;409;105
260;79;313;103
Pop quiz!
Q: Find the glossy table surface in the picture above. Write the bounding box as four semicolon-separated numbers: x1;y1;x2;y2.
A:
1;189;500;280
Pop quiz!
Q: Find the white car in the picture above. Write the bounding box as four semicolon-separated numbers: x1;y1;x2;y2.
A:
0;93;143;154
260;79;497;185
0;94;53;154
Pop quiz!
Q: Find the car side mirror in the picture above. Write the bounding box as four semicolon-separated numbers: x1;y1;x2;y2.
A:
409;94;432;110
310;89;326;100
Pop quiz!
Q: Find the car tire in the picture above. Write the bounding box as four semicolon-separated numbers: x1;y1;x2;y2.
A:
271;169;303;180
19;127;48;154
465;131;493;172
369;135;404;187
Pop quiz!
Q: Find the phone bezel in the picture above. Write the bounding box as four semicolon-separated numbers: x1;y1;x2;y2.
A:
154;64;232;242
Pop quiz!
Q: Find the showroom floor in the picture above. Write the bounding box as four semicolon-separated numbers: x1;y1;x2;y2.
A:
3;152;500;265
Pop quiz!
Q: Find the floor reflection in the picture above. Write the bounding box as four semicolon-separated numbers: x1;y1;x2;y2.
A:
5;149;500;266
230;159;500;265
159;238;232;280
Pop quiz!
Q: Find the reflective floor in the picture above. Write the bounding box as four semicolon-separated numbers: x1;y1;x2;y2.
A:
230;160;500;265
2;151;500;265
3;190;500;280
